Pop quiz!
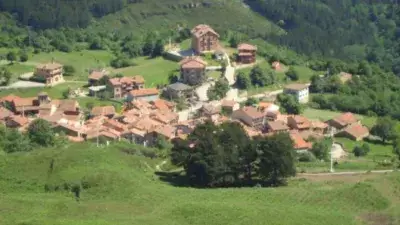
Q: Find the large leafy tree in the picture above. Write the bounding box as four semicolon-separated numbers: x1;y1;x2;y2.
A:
27;119;55;147
250;66;276;87
371;117;397;143
277;93;302;115
254;133;296;185
0;67;12;86
236;71;251;89
3;129;32;153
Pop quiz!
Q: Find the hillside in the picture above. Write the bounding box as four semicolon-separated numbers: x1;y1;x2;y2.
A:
0;142;399;225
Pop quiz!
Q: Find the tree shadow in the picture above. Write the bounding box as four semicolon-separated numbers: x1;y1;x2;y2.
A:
155;170;191;187
154;171;285;188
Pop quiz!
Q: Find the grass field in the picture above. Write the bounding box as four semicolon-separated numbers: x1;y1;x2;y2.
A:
0;142;399;225
111;57;178;87
0;83;85;99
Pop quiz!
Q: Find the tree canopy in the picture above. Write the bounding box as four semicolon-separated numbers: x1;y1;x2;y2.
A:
171;121;296;187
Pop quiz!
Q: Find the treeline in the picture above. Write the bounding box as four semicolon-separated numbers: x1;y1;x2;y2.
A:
247;0;400;77
0;119;67;153
171;121;296;187
0;0;140;29
309;60;400;119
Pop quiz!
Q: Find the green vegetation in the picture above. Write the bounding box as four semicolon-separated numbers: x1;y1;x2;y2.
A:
0;83;84;99
0;139;399;224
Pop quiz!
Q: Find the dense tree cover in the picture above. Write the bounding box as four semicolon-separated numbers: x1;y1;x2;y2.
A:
0;67;12;85
235;71;251;90
249;0;400;76
250;66;276;87
207;79;229;101
171;121;296;187
277;94;302;115
285;67;299;81
311;62;400;119
0;119;63;153
371;117;397;143
0;0;132;29
311;138;333;161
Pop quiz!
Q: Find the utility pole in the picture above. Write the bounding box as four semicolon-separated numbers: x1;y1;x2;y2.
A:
330;128;334;173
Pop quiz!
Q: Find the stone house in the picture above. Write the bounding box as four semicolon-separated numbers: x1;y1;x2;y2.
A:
326;112;359;134
191;24;220;54
35;62;64;86
287;115;311;131
88;69;109;86
127;88;159;102
336;124;369;141
232;106;265;129
107;76;145;99
179;57;207;86
265;120;289;134
237;43;257;64
164;82;192;99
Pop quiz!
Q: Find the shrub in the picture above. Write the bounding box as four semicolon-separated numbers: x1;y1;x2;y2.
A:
298;151;316;162
63;65;76;76
19;52;29;62
353;144;370;157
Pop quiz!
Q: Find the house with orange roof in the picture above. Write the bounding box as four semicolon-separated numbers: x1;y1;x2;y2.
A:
232;106;265;129
326;112;359;133
127;88;159;102
148;125;177;142
91;106;116;118
290;131;313;152
150;110;179;125
150;99;175;112
107;75;145;99
179;56;207;85
336;124;369;141
191;24;220;53
237;43;257;64
311;120;329;134
0;106;14;121
5;115;30;131
287;115;311;131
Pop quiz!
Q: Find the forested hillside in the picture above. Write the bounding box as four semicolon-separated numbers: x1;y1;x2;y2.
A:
246;0;400;75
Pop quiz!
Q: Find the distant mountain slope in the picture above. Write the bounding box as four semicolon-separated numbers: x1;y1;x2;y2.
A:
89;0;284;37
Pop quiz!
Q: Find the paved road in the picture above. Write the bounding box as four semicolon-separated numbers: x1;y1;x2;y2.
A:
223;53;236;85
300;170;396;176
0;81;45;90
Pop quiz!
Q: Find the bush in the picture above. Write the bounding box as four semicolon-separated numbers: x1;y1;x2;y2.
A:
353;144;370;157
63;65;76;76
19;52;29;62
298;151;316;162
110;56;134;68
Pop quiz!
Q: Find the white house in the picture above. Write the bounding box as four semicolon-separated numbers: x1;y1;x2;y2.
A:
284;83;309;103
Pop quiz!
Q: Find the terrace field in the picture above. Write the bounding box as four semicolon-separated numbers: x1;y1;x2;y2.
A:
0;142;399;225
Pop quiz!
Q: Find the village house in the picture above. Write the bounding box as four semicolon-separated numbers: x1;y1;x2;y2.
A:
5;115;30;131
265;120;289;134
221;99;240;114
287;115;311;131
258;102;280;121
164;82;192;99
179;57;207;86
284;83;309;103
91;106;116;118
191;24;220;54
290;131;313;152
107;76;145;99
336;124;369;141
147;125;177;145
150;99;176;112
88;69;109;86
237;43;257;64
326;112;359;134
232;106;265;129
0;106;13;122
35;61;64;86
127;88;159;102
311;120;329;134
150;110;179;125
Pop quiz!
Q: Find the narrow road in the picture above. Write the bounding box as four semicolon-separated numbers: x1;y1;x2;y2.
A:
300;170;395;176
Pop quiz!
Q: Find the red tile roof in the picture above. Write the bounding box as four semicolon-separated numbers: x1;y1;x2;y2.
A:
152;125;176;139
290;131;312;150
129;88;159;97
343;124;369;139
238;43;257;51
151;99;175;111
1;94;21;103
179;57;207;69
0;106;14;120
332;112;358;126
242;106;264;119
9;115;29;126
91;106;116;117
285;83;309;91
131;75;145;84
191;24;220;38
36;62;63;70
221;99;237;108
89;70;107;80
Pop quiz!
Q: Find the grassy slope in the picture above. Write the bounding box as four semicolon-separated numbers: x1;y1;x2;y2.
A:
0;142;399;225
91;0;283;36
